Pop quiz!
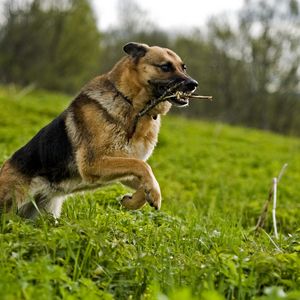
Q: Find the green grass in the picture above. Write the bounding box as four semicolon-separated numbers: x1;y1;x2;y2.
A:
0;85;300;300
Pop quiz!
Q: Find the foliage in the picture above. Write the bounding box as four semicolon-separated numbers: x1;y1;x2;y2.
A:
170;0;300;135
0;86;300;299
0;0;101;93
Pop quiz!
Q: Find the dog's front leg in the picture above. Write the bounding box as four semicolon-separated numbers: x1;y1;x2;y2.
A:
120;177;147;210
79;157;161;210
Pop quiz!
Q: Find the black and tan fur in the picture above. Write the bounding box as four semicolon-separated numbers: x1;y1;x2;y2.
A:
0;42;198;219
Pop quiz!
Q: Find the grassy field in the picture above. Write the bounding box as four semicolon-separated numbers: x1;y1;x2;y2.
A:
0;86;300;300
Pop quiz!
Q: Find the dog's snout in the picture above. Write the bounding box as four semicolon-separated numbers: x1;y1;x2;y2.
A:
185;78;198;90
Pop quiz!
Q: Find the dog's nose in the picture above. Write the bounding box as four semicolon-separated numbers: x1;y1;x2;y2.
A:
185;78;198;90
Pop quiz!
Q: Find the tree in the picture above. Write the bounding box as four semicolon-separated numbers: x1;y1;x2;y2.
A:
237;0;300;131
0;0;102;93
177;0;300;135
98;0;169;73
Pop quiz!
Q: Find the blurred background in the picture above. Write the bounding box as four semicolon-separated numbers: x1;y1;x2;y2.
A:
0;0;299;135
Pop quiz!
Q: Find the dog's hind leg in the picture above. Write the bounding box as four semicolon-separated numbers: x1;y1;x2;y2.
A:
18;195;65;219
0;160;29;214
17;200;41;219
40;196;65;218
0;188;14;213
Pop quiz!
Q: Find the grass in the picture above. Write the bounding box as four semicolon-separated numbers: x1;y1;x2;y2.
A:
0;85;300;300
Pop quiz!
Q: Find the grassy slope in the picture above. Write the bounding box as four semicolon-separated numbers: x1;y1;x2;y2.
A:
0;86;299;300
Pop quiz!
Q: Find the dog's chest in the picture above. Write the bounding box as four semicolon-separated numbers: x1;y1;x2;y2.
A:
126;117;160;161
128;139;154;161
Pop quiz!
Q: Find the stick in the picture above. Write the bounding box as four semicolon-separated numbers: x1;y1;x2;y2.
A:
127;85;213;139
163;93;213;101
189;95;213;100
128;82;183;139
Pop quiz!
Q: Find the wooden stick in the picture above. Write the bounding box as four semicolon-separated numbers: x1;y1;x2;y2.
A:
127;85;213;139
189;95;213;100
127;82;183;139
163;93;213;101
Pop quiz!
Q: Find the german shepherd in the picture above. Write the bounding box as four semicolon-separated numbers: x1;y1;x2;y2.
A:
0;42;198;219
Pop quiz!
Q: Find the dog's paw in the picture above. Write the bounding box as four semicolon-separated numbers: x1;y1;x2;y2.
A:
120;194;132;208
120;191;147;210
145;184;161;210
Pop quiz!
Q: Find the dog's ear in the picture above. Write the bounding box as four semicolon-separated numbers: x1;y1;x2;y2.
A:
123;42;149;58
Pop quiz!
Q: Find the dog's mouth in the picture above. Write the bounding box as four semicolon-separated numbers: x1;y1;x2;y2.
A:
166;89;197;107
149;79;197;107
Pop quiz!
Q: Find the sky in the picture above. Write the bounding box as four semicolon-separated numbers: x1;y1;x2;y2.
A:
92;0;244;31
0;0;244;30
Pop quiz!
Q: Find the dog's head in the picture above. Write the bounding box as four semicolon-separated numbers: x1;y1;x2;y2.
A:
123;42;198;107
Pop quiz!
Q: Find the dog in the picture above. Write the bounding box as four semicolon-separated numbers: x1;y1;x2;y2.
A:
0;42;198;219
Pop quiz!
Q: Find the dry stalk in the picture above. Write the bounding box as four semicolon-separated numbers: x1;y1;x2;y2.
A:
255;184;274;232
272;177;278;239
261;228;282;252
255;163;288;237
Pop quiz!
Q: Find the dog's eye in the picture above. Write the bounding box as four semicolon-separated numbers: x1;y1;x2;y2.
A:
182;64;187;71
159;63;173;72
